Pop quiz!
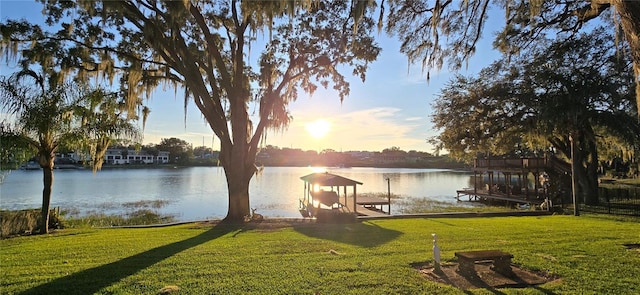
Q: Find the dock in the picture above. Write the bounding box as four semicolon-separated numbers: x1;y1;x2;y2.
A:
298;172;393;218
456;189;543;206
453;156;567;209
344;196;391;217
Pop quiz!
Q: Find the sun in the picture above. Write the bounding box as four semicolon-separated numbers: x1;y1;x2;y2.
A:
305;119;331;139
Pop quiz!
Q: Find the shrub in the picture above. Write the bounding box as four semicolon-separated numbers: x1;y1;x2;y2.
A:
0;209;62;238
126;209;176;225
63;210;177;228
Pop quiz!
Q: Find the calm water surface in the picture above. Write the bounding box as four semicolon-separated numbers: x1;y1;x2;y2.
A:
0;167;473;221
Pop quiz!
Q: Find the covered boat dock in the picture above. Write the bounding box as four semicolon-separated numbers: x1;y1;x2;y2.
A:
299;172;390;218
456;157;566;207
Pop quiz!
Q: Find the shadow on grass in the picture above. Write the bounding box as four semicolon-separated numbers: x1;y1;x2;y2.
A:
293;221;402;248
461;271;508;295
19;223;240;295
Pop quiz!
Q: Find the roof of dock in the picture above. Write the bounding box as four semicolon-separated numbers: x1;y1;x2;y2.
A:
300;172;363;186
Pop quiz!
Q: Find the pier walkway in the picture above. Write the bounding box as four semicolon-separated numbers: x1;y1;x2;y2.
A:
456;189;543;206
343;196;391;217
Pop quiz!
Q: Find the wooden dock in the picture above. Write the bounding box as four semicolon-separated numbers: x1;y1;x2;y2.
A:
456;189;543;205
299;196;391;218
298;172;392;218
343;196;391;217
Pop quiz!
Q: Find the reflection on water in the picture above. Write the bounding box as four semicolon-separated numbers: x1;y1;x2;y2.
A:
0;167;472;221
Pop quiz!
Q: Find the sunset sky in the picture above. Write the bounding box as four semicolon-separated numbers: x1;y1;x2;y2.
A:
1;1;502;153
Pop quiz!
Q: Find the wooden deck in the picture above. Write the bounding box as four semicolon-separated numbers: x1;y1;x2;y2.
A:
456;189;543;205
344;196;391;217
299;195;391;218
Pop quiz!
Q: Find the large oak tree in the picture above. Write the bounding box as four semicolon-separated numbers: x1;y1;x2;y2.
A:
383;0;640;115
432;29;639;205
1;1;380;222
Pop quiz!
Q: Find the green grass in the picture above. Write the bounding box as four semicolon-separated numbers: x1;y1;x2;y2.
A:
1;215;639;294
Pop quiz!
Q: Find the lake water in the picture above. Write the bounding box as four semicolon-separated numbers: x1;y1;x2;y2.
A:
0;167;473;221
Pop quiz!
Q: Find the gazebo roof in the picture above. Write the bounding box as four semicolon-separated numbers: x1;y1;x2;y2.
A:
300;172;363;187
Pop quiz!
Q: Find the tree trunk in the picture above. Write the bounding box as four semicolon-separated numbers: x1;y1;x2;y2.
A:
40;167;53;234
612;1;640;115
38;151;55;234
221;46;255;222
571;130;600;206
223;156;255;223
224;167;252;222
584;135;600;205
219;138;255;223
571;137;585;207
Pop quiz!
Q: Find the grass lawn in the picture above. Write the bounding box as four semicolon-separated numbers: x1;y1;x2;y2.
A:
1;215;639;294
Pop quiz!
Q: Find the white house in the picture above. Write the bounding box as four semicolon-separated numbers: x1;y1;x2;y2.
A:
104;149;169;165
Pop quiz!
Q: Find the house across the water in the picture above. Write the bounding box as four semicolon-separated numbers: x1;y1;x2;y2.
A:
104;148;170;165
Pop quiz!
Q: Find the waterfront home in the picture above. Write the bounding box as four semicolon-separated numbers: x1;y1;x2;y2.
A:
104;149;170;165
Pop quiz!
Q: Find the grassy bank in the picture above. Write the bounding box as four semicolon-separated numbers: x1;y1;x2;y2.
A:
1;208;176;238
1;215;639;294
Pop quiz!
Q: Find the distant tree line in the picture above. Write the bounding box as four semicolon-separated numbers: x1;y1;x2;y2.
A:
4;134;465;169
99;141;465;169
255;145;465;168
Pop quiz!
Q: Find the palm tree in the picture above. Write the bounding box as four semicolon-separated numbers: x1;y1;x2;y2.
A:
0;71;143;233
74;88;144;172
0;71;79;233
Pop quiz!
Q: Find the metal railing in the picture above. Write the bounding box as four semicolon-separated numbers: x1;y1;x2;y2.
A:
474;158;548;169
580;187;640;216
